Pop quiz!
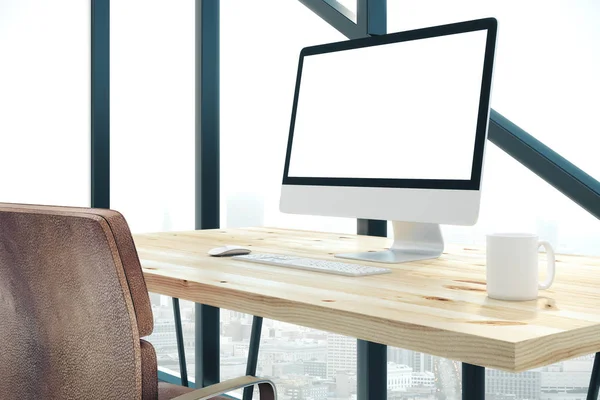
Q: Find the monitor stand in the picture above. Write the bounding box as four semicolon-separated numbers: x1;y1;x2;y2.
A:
336;221;444;264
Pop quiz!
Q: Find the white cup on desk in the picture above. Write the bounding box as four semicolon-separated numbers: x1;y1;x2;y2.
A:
486;233;556;301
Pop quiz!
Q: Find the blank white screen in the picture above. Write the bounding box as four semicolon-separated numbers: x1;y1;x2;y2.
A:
288;30;488;180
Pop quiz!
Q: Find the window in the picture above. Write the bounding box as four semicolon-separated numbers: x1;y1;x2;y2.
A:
64;1;598;398
221;1;358;397
0;0;90;206
110;0;195;379
221;0;356;235
110;0;195;233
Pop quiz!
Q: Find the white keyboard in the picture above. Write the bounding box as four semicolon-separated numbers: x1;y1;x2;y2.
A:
233;253;391;277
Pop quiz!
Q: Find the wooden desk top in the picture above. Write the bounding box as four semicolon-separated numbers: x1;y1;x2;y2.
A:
134;227;600;372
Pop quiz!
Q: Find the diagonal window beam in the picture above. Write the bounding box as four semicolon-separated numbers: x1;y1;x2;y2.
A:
297;0;365;39
489;110;600;220
325;0;356;23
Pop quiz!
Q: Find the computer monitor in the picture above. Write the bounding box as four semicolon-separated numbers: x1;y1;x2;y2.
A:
280;18;497;263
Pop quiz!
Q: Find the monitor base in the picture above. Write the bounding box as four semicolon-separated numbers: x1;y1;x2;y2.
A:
335;221;444;264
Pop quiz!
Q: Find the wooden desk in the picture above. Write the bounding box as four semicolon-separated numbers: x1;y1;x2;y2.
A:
134;227;600;373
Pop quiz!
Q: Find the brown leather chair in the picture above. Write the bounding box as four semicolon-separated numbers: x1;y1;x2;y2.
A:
0;203;276;400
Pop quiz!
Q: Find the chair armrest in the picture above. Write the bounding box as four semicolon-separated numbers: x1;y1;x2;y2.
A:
170;376;276;400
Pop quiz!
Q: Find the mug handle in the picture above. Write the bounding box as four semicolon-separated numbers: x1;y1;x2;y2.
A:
538;241;556;290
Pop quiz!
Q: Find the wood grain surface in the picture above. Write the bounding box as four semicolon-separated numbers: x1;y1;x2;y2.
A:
134;227;600;372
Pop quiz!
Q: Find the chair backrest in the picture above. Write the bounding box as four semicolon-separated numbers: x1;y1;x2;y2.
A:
0;203;155;399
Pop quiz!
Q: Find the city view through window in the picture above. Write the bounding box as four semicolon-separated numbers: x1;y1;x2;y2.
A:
146;297;596;400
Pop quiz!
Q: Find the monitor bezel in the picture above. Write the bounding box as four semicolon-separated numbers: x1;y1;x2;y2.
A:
282;18;497;191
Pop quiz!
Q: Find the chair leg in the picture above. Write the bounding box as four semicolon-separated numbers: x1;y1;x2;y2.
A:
173;297;189;387
243;316;263;400
588;353;600;400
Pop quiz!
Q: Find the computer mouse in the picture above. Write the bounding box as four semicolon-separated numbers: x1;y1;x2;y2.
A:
208;245;251;257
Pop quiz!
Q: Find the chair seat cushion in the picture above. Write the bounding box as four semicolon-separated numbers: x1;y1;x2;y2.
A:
158;382;229;400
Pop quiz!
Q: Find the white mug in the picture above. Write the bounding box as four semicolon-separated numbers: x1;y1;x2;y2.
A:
486;233;556;301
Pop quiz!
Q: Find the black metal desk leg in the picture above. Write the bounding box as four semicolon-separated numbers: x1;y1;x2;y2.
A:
462;363;485;400
172;298;188;386
587;353;600;400
242;316;263;400
357;340;387;400
195;304;220;388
